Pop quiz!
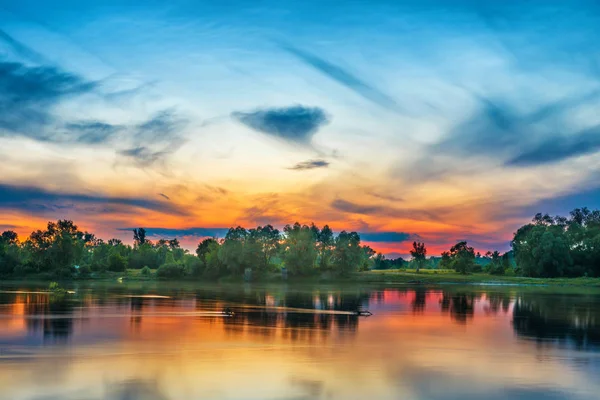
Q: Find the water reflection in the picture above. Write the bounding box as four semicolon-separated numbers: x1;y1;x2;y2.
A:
1;284;600;399
513;294;600;349
3;286;600;348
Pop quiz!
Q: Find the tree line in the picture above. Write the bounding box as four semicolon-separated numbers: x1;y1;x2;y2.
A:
1;207;598;280
0;220;396;280
401;207;600;278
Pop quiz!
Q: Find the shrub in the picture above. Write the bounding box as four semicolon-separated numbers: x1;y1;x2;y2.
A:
488;263;505;275
108;253;127;272
183;254;203;277
140;266;152;276
156;262;185;279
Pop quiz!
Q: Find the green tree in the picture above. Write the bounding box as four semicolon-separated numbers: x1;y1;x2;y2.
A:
219;227;248;275
410;241;427;272
439;251;452;269
133;228;147;246
316;224;334;270
281;223;317;276
448;241;476;274
196;238;219;262
359;245;376;271
0;231;21;276
108;252;127;272
332;231;363;276
486;251;505;275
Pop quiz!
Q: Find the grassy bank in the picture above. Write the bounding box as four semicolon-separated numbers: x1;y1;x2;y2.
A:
5;268;600;287
356;269;600;287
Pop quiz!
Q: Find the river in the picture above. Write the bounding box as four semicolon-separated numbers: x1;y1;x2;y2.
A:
0;282;598;399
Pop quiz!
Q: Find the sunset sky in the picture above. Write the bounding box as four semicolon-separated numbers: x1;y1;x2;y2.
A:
1;0;600;256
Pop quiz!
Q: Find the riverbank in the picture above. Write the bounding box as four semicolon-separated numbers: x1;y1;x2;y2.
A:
357;269;600;287
4;268;600;287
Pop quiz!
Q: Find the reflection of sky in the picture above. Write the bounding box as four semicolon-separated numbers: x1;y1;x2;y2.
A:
0;286;599;399
2;1;600;256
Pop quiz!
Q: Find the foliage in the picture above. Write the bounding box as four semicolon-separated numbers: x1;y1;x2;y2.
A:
156;262;186;279
5;209;600;282
140;266;152;276
108;252;127;272
281;223;317;276
410;241;427;272
485;251;505;275
372;253;405;270
511;209;600;277
331;231;364;276
447;241;476;274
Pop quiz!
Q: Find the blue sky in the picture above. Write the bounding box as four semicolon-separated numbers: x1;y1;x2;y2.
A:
1;0;599;255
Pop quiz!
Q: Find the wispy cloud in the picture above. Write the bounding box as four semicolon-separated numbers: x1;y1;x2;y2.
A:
158;193;170;200
134;109;186;145
117;146;171;168
281;43;400;112
331;199;383;215
0;183;187;216
63;121;123;144
406;88;600;181
0;61;96;140
0;29;46;63
289;159;330;170
232;105;329;145
117;110;187;168
506;125;600;166
331;198;436;221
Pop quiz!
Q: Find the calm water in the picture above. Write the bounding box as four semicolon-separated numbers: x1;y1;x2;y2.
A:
0;282;599;400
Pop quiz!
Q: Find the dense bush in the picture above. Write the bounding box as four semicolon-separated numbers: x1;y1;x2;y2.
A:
156;263;186;279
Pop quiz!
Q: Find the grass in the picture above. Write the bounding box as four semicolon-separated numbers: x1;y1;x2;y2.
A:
356;269;600;287
6;268;600;288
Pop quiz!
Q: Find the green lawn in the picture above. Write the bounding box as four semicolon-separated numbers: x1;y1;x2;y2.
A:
356;269;600;287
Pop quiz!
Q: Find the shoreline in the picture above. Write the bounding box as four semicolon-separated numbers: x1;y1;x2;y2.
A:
3;269;600;288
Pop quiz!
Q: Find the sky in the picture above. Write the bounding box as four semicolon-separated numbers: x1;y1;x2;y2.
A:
1;0;600;256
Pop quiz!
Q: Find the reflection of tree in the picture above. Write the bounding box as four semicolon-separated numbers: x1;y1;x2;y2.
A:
129;296;145;328
485;292;511;315
513;295;600;350
412;288;427;313
218;289;368;341
45;296;77;341
440;292;478;324
14;293;77;342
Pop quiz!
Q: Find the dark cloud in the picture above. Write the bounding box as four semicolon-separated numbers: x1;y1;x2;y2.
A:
518;186;600;219
331;198;437;220
331;199;383;215
232;105;329;144
0;33;186;163
408;89;600;181
118;227;229;238
0;61;96;140
289;159;330;170
0;183;186;216
281;44;401;112
368;191;404;202
506;125;600;166
359;232;412;243
158;193;170;200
